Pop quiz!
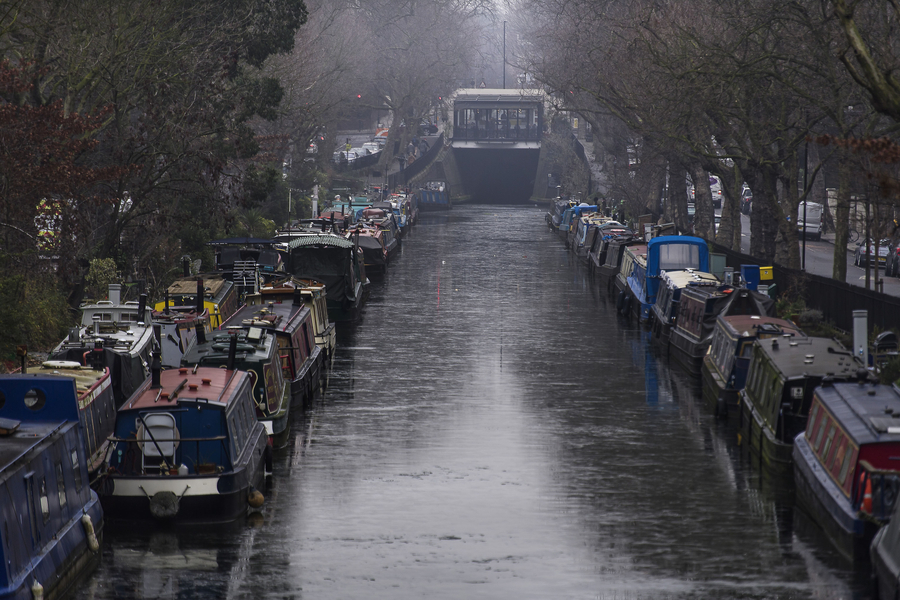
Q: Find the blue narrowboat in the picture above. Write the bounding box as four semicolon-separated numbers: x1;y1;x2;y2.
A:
98;365;268;523
181;328;291;449
557;204;597;240
12;360;118;478
616;235;710;322
794;378;900;563
0;376;103;599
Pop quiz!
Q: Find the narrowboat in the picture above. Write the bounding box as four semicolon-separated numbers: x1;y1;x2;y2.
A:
597;238;640;293
5;360;117;478
208;237;284;282
151;292;210;369
557;204;597;242
51;283;156;406
284;231;369;323
793;378;900;563
700;314;802;419
417;183;450;211
221;298;324;410
572;213;609;260
353;226;390;275
871;481;900;595
181;329;291;448
153;274;239;330
649;269;720;345
739;336;862;472
245;277;336;365
614;243;647;316
545;197;575;231
587;222;632;272
97;365;268;523
616;235;710;322
668;285;774;374
0;381;104;600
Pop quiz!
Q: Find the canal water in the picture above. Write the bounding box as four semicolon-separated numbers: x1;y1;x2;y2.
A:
75;205;871;599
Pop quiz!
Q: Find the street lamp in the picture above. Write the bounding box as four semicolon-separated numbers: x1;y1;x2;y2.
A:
502;21;507;89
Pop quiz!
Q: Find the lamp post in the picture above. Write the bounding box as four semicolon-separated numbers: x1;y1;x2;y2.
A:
502;21;506;89
802;140;807;271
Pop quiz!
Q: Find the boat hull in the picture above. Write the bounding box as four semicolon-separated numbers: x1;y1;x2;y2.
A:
739;393;794;473
793;435;873;563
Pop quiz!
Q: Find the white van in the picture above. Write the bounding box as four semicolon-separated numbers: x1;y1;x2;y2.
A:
797;201;824;240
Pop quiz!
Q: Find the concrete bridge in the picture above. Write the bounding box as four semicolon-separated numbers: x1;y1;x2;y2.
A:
407;88;565;205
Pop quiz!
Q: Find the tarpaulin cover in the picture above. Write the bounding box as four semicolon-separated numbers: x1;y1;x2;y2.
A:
287;246;353;300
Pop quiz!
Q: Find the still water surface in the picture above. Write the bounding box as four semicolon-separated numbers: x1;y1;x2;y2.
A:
76;205;870;599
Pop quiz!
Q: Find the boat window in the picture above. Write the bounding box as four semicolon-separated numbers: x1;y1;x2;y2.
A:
56;463;67;511
228;414;242;459
814;417;828;453
25;473;38;547
0;390;4;409
807;403;820;435
24;388;46;411
71;449;83;492
39;477;49;524
838;444;853;485
821;424;836;462
740;341;753;358
657;243;701;271
828;432;845;470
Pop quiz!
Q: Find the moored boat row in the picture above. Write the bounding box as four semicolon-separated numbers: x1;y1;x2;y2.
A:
545;203;900;573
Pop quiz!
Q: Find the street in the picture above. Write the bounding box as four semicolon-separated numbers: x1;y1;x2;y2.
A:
735;211;900;296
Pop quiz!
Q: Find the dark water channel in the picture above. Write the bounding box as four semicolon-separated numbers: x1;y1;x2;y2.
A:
75;205;872;599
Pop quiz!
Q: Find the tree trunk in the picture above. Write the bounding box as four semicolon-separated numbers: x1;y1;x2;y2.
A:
832;153;852;282
690;162;714;241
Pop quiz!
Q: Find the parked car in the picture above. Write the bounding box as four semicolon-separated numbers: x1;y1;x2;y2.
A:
419;121;438;135
797;201;824;241
361;142;381;154
740;188;752;214
854;239;890;267
885;238;900;276
688;176;723;208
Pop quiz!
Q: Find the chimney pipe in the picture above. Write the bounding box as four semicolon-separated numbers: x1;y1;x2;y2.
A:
137;294;147;324
226;332;237;371
108;283;122;305
196;277;204;314
195;322;206;345
853;310;869;367
150;351;161;389
182;256;190;277
164;288;170;314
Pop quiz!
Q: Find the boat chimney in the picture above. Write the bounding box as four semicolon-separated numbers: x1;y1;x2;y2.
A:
195;322;206;345
137;294;147;325
108;283;122;305
150;351;161;389
164;288;170;314
153;323;161;346
182;256;190;277
196;277;205;314
92;313;101;336
226;332;238;371
853;310;868;367
293;288;304;307
91;340;104;371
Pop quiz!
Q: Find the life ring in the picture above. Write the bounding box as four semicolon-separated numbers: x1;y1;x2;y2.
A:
42;360;82;369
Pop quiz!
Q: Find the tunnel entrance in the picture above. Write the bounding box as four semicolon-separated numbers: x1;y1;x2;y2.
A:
453;148;540;204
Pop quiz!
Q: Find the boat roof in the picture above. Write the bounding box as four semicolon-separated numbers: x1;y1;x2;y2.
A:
120;366;249;412
0;373;85;424
815;381;900;446
0;419;76;475
221;300;310;332
287;234;354;249
718;314;802;338
206;237;276;246
660;269;720;289
181;330;274;368
166;275;232;299
755;336;860;379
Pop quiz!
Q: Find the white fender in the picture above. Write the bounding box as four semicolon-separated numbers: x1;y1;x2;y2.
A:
42;360;82;369
31;580;44;600
82;513;100;552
